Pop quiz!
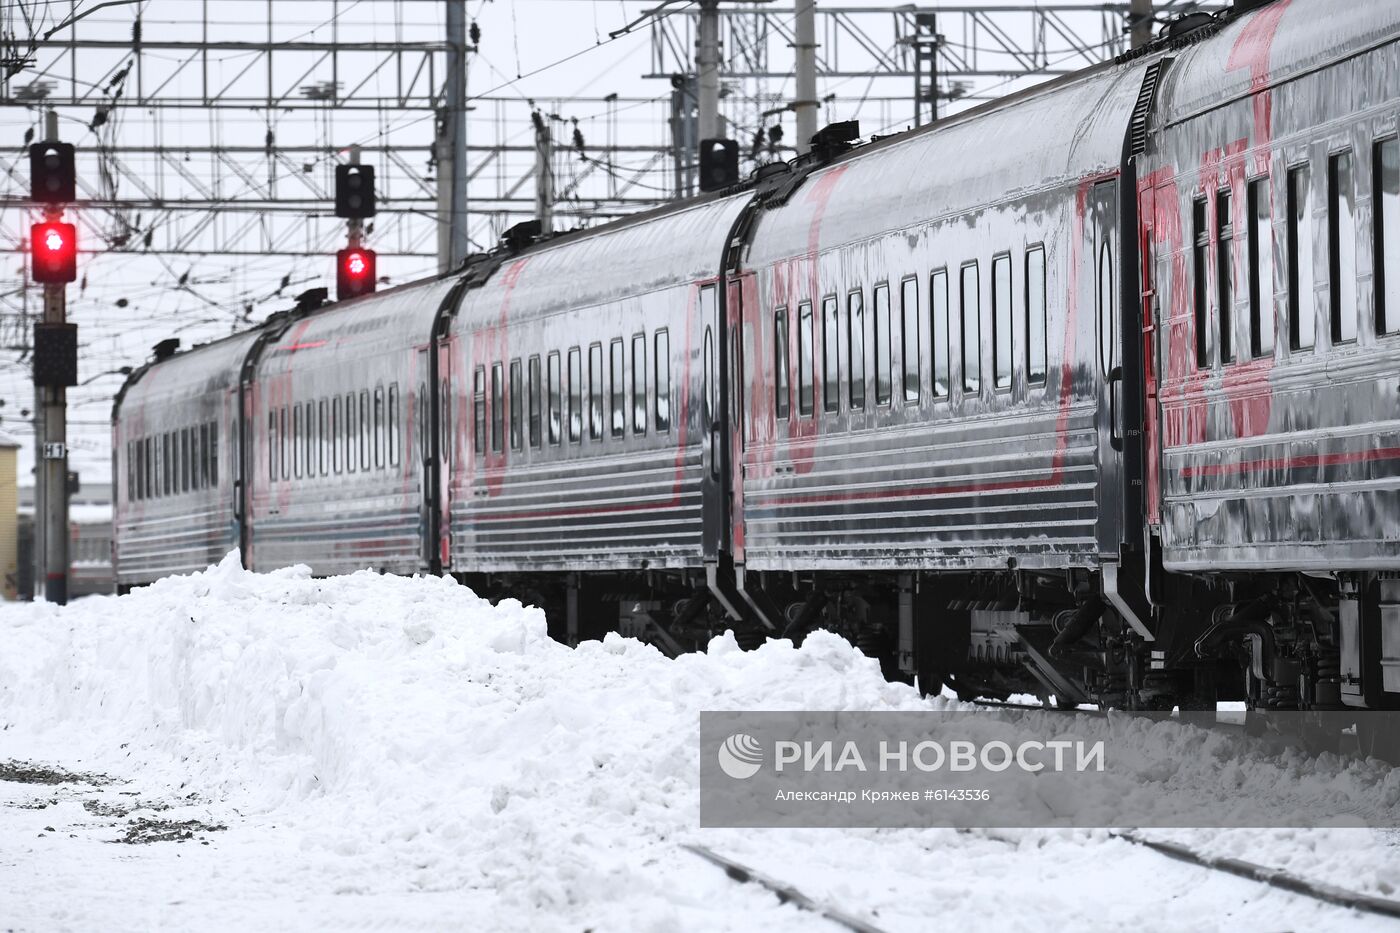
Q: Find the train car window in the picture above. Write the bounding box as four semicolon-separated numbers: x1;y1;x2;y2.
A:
992;255;1013;390
345;394;357;474
210;421;218;486
773;308;790;420
126;441;134;501
900;277;920;403
279;407;289;480
847;292;865;410
491;363;505;452
1247;179;1275;358
305;403;316;477
197;424;208;489
317;400;327;475
142;436;151;498
961;262;981;394
1025;248;1047;385
510;359;524;450
1288;165;1316;351
360;389;371;471
655;329;671;432
146;436;155;498
1376;138;1400;335
931;269;950;398
703;327;714;425
609;339;625;438
162;432;172;496
374;386;387;468
631;335;646;436
1100;239;1117;374
588;343;604;440
1217;188;1235;363
822;296;839;413
181;428;192;493
528;356;542;448
702;286;719;421
568;347;583;442
874;283;893;405
332;397;343;473
797;302;814;417
473;367;486;454
440;378;452;465
1329;150;1358;344
1193;198;1210;368
388;386;399;467
268;413;276;481
547;352;562;445
293;405;304;479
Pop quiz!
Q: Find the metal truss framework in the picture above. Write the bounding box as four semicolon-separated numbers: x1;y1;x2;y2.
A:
0;1;1227;270
648;2;1227;81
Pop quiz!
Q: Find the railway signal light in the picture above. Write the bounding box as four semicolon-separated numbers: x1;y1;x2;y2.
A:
698;138;739;193
336;247;376;300
335;164;376;218
31;221;77;284
29;142;75;204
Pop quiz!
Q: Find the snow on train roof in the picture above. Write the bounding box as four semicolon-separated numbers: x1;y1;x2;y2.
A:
457;194;751;324
118;327;263;411
1154;0;1399;127
745;58;1151;267
257;275;459;374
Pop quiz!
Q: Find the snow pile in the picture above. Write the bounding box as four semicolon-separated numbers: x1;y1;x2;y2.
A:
1;554;1398;930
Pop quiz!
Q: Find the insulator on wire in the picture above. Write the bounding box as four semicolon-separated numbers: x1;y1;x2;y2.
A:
469;21;481;46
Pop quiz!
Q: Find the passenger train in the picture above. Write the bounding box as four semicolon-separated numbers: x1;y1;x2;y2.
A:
113;0;1400;748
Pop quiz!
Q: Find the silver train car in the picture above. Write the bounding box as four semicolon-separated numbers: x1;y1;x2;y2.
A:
112;0;1400;738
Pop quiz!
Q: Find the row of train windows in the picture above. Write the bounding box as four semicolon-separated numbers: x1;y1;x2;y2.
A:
472;330;672;454
127;422;219;502
1194;139;1400;368
268;386;401;482
772;249;1049;419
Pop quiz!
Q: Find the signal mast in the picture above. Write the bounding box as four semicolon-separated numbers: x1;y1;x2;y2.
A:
28;110;78;604
335;145;377;301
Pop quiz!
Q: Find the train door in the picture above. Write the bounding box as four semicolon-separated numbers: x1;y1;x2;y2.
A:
436;333;455;571
1091;179;1126;555
416;346;436;571
700;281;726;563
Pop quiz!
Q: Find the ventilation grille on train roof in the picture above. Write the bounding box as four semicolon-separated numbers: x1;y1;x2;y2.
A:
1129;58;1170;158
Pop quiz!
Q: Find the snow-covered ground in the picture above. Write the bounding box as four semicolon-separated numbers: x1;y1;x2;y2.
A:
1;555;1397;932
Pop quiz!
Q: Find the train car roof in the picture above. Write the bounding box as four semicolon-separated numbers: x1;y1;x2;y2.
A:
455;192;751;327
114;326;265;420
1154;0;1400;128
742;52;1154;269
256;275;460;377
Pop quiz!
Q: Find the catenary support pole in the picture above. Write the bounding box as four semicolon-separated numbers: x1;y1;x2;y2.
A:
793;0;819;153
696;0;722;141
444;0;469;269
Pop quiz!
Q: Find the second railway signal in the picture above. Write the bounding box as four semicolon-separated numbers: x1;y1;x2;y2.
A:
31;221;77;284
335;164;376;218
336;247;376;300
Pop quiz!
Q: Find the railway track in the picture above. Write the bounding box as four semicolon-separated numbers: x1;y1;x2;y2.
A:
685;828;1400;928
682;844;890;933
1111;831;1400;921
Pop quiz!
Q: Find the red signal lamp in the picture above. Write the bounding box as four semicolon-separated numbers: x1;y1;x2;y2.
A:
31;221;77;284
336;247;376;301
